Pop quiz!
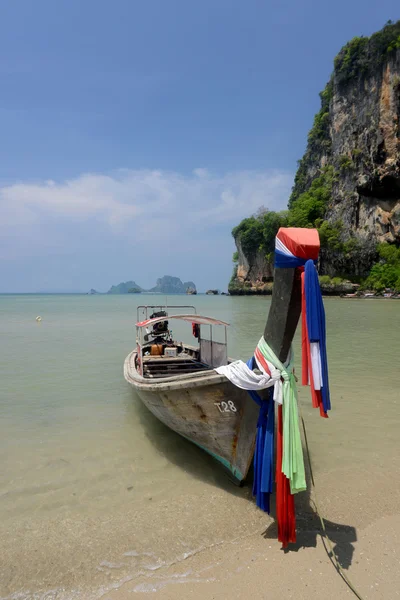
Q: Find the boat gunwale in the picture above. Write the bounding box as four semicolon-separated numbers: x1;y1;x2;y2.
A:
124;350;231;392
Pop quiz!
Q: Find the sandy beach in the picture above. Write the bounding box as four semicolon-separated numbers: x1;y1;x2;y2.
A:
106;517;400;599
107;468;400;600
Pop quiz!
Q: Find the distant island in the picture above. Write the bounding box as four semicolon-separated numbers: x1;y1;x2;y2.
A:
149;276;196;295
107;281;144;294
105;276;197;295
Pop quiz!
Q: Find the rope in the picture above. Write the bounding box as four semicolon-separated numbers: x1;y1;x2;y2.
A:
298;401;365;600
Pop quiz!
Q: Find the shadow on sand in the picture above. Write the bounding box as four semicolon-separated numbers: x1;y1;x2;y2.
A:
126;391;357;570
125;390;253;500
262;454;357;571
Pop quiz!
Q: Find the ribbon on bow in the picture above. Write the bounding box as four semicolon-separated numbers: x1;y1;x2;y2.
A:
274;228;331;417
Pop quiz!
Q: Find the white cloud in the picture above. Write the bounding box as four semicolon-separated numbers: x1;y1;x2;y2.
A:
193;168;209;178
0;167;293;260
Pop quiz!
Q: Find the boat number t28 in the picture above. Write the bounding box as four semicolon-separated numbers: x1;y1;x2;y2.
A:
214;401;237;413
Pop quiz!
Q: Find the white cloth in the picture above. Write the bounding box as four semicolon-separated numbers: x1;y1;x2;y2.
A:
215;360;273;390
215;357;283;403
310;342;323;390
254;352;283;404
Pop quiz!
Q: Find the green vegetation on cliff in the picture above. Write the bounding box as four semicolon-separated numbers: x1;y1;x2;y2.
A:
334;20;400;84
364;244;400;291
231;167;342;279
307;81;333;147
289;80;334;208
288;166;336;227
232;209;288;260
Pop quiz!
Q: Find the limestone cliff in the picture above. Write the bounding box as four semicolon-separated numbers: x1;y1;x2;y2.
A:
230;21;400;293
291;21;400;276
229;209;279;294
232;236;273;294
331;58;400;240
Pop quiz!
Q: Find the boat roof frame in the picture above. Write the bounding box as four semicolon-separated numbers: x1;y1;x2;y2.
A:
136;314;230;328
136;304;197;322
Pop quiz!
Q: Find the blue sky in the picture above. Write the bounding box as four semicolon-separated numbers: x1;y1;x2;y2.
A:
1;0;399;292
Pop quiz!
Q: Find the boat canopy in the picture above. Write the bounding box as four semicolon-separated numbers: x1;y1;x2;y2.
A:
136;314;229;328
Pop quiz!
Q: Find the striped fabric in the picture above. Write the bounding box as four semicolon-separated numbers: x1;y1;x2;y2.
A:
274;228;331;417
274;227;319;268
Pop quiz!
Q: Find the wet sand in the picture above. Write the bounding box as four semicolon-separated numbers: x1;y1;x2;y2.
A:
107;516;400;599
106;463;400;599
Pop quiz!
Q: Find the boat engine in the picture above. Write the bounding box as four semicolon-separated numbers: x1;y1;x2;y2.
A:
149;310;169;337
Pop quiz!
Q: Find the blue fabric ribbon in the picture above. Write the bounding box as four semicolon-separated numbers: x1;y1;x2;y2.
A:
246;357;275;513
275;249;317;269
304;260;331;412
275;246;331;415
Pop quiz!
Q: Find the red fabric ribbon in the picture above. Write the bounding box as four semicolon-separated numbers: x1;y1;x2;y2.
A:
275;405;296;547
301;271;328;418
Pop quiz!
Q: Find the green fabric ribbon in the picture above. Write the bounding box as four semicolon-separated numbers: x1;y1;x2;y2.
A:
257;337;306;494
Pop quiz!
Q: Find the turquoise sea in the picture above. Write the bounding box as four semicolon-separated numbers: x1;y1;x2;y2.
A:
1;293;400;599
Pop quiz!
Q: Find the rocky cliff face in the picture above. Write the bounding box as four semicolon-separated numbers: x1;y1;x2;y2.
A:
328;55;400;244
230;22;400;292
233;236;274;293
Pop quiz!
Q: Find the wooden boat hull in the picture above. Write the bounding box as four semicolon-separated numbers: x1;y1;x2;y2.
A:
124;351;259;483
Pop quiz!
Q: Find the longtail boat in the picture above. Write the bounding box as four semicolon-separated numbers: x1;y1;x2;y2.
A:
124;305;259;483
124;228;326;489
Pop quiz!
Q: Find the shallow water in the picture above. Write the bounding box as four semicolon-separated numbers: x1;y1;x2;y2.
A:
0;293;399;599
